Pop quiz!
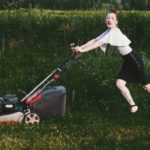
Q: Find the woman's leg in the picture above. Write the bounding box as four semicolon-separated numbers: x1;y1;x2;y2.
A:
143;84;150;93
116;79;138;113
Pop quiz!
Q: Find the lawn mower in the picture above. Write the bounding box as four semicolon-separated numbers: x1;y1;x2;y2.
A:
0;43;81;125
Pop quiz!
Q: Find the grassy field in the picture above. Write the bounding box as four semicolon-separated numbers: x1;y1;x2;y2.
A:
0;52;150;150
0;10;150;149
0;106;150;150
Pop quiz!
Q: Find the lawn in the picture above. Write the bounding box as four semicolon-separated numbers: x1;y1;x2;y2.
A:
1;103;150;150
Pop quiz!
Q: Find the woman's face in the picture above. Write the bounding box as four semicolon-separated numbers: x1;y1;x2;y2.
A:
105;13;118;29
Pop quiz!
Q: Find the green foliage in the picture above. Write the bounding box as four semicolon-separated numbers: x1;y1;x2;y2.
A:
0;0;149;10
0;10;150;149
0;10;149;100
0;10;150;50
122;0;150;10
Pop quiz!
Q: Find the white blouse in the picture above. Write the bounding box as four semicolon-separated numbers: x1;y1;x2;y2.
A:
95;27;132;56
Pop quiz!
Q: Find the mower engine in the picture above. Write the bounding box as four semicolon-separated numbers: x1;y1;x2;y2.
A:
0;95;19;115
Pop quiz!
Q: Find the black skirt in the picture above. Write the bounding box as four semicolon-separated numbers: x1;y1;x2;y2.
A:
118;51;148;85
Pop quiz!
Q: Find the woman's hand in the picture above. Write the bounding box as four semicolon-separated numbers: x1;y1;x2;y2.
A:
72;46;81;55
71;46;81;60
75;46;83;52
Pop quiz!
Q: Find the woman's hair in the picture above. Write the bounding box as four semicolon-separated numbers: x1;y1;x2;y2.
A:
108;8;118;20
109;8;117;14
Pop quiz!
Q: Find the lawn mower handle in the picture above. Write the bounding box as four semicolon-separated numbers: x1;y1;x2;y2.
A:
70;43;81;61
21;43;81;103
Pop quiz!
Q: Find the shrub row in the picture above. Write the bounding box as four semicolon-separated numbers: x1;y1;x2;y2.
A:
0;0;150;10
0;10;150;50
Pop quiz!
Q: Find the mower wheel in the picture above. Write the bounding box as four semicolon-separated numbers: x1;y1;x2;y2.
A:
24;113;40;125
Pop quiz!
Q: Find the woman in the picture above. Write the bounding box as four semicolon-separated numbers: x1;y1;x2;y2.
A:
74;9;150;113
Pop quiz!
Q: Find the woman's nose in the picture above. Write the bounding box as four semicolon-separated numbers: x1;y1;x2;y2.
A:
107;18;111;21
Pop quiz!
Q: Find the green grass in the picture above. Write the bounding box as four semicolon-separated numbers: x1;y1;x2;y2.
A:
0;48;150;150
0;10;150;150
1;106;150;150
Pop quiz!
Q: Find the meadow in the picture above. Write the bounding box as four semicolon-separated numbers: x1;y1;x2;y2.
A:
0;10;150;149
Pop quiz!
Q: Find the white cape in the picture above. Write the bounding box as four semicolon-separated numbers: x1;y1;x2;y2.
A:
95;27;131;52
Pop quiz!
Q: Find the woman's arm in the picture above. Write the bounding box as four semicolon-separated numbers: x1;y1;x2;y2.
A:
80;39;96;49
76;40;102;52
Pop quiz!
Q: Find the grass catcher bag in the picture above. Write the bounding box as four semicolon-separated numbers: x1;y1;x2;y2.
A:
26;86;66;120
